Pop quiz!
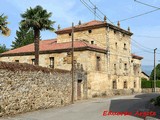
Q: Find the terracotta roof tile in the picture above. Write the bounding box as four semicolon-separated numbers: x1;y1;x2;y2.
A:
55;20;133;35
2;39;106;56
131;54;143;60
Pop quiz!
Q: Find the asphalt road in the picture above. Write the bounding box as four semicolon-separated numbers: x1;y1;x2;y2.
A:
1;93;160;120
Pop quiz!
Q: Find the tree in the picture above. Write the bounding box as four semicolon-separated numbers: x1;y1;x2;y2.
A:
11;27;34;49
150;64;160;80
0;44;9;53
20;6;55;65
0;14;10;36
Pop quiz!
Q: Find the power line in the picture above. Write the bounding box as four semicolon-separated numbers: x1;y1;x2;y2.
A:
88;0;114;24
116;8;160;22
134;34;160;39
134;0;160;9
131;38;153;50
80;0;103;21
80;0;114;24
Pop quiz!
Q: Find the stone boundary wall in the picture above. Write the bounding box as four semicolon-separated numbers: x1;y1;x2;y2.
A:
0;62;72;117
142;88;160;93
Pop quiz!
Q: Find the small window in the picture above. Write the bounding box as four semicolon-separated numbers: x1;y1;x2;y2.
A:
15;60;19;63
115;42;117;48
124;43;127;50
124;63;127;70
91;41;94;44
50;57;54;68
96;56;101;71
113;80;117;89
69;33;71;36
134;81;136;88
124;81;127;89
31;59;35;65
114;64;116;70
88;29;92;33
114;30;116;34
123;34;125;37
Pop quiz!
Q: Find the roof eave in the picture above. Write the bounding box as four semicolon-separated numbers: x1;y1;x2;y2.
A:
0;47;106;57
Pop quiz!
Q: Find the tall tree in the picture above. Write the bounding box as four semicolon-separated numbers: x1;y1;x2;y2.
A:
0;44;9;53
11;27;34;49
0;14;10;36
150;64;160;80
20;6;55;65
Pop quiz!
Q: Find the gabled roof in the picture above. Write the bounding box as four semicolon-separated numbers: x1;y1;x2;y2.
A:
141;71;149;78
1;39;106;56
132;54;143;60
55;20;133;36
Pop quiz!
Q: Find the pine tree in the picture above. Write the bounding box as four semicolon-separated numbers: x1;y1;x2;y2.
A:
11;27;34;49
0;44;8;53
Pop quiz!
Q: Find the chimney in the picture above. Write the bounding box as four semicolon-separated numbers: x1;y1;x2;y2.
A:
128;27;130;32
117;21;120;27
58;24;60;30
78;20;82;25
104;16;107;23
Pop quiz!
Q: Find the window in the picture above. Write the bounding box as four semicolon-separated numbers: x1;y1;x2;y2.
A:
124;63;127;70
124;81;127;89
96;56;101;71
114;30;116;34
15;60;19;63
91;41;94;44
115;42;117;48
113;80;117;89
124;43;127;50
114;64;116;70
123;34;125;37
50;57;54;68
134;81;136;88
88;29;92;33
69;33;71;36
31;59;35;65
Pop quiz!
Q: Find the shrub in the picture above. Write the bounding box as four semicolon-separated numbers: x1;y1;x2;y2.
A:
141;79;160;88
154;96;160;106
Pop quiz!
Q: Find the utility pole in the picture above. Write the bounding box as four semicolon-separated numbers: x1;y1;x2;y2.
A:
154;48;157;92
71;22;74;104
94;5;97;20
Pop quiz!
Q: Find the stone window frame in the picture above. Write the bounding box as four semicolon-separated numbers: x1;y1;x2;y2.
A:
69;33;71;36
49;57;54;68
134;81;136;88
124;63;127;71
15;60;19;63
88;29;92;33
124;43;127;50
31;59;35;65
96;56;101;71
115;42;117;49
91;41;94;44
112;80;117;89
124;81;127;89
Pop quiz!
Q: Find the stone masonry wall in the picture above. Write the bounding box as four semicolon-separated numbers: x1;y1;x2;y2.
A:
0;62;72;117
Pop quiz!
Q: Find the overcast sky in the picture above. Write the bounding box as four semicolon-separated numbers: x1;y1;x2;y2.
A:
0;0;160;66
